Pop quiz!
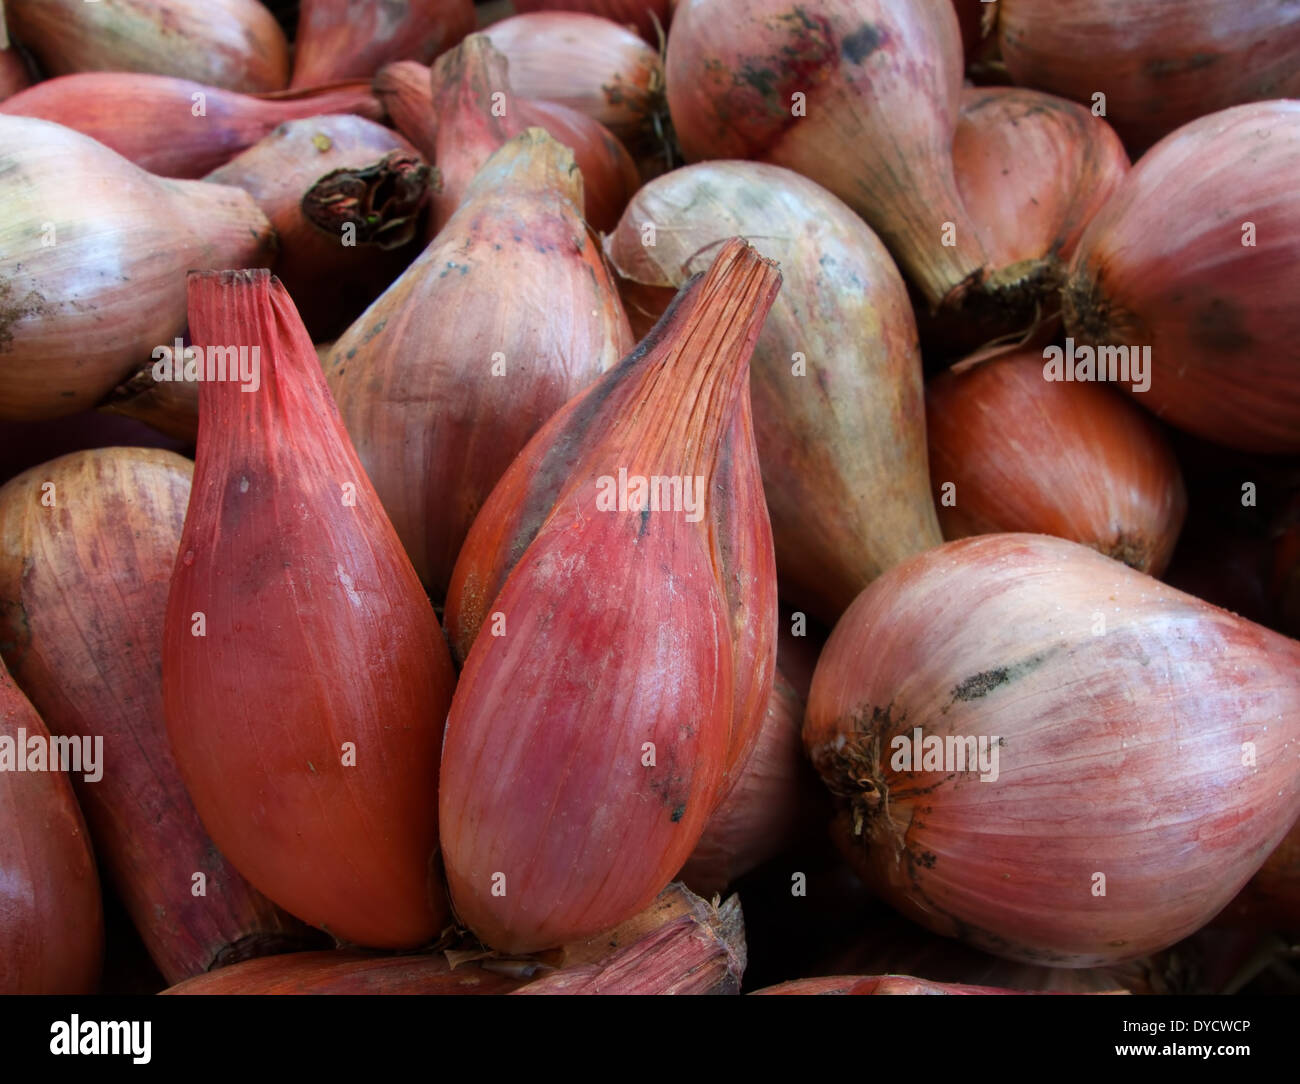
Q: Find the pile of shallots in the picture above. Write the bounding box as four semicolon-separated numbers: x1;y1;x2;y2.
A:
0;0;1297;998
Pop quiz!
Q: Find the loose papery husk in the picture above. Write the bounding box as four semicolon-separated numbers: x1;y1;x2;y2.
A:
0;656;104;993
163;269;457;949
0;115;276;421
440;238;781;953
0;448;320;983
514;892;746;994
805;533;1300;967
165;881;744;994
325;127;632;595
290;0;475;88
0;73;388;179
926;347;1187;576
4;0;290;93
206;114;434;340
1062;101;1300;455
606;160;942;625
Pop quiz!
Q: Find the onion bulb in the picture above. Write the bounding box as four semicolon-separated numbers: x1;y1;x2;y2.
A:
926;348;1186;576
1063;101;1300;454
0;115;275;420
4;0;290;93
805;533;1300;966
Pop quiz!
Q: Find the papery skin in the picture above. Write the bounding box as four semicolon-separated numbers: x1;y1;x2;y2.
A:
926;349;1186;576
163;951;525;994
290;0;475;88
995;0;1300;151
1063;101;1300;455
440;240;781;952
513;0;672;45
607;160;941;624
164;270;456;949
805;533;1300;966
0;116;276;421
953;86;1129;298
514;894;746;994
482;12;664;141
4;0;290;93
665;0;987;308
0;658;104;994
0;448;315;984
206;115;432;340
325;128;632;595
0;74;386;179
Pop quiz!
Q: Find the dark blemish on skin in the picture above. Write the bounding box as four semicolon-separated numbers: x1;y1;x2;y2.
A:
1193;296;1252;352
841;23;884;65
739;64;779;99
671;804;685;823
951;651;1052;702
952;667;1011;701
638;506;651;538
1146;52;1220;78
362;318;387;343
917;851;937;869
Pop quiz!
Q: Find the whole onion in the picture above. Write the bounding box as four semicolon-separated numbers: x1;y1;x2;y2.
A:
666;0;987;309
481;12;665;143
952;85;1128;333
805;533;1300;966
1063;101;1300;454
440;241;780;952
0;115;275;420
4;0;290;93
164;270;458;949
995;0;1300;150
927;349;1186;576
